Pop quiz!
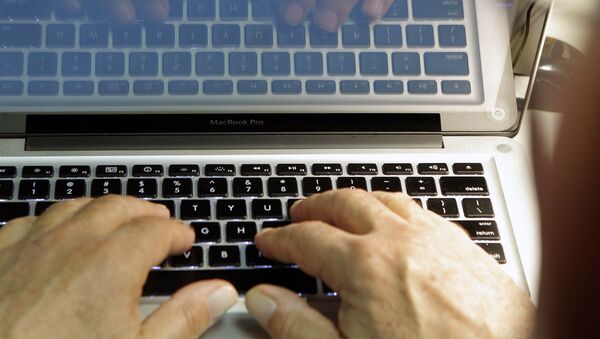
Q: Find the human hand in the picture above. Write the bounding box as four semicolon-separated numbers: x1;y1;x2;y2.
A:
0;196;238;339
245;190;535;339
56;0;170;23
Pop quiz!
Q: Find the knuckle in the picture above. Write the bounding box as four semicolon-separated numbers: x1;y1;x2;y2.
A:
270;306;302;339
180;299;212;337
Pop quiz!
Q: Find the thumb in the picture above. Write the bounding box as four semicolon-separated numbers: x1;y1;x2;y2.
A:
245;284;340;339
140;280;238;339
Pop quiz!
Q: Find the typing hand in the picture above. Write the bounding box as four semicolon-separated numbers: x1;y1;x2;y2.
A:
281;0;394;31
246;190;535;339
57;0;170;23
0;196;238;339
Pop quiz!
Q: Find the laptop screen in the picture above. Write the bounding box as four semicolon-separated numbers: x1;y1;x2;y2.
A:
0;0;517;135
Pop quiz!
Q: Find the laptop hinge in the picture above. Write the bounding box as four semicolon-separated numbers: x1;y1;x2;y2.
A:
25;134;444;151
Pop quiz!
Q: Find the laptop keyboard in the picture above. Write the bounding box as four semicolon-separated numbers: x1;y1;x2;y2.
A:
0;0;482;108
0;161;506;296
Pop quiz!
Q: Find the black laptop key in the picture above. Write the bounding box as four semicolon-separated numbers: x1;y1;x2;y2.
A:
252;199;283;219
233;178;263;197
405;177;437;196
168;165;200;177
0;167;16;178
302;177;333;196
191;222;221;243
263;220;291;228
150;200;175;217
287;199;302;215
463;198;495;218
226;221;257;242
180;200;211;220
241;164;272;176
246;245;277;266
477;243;506;264
417;163;449;175
216;199;247;219
209;245;241;266
456;220;500;241
59;166;91;178
22;166;53;178
143;268;318;295
347;163;378;175
440;177;489;196
337;177;368;190
0;180;13;199
18;180;50;200
163;178;193;198
126;179;158;198
0;202;29;223
312;164;342;175
35;201;56;215
426;198;459;218
133;165;164;177
382;163;413;175
54;179;86;200
205;164;236;176
276;164;307;176
91;179;122;197
371;177;402;192
170;246;203;267
267;177;299;197
198;178;228;197
96;165;127;177
453;163;484;175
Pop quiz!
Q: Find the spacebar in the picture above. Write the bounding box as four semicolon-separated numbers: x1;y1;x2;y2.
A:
143;268;318;296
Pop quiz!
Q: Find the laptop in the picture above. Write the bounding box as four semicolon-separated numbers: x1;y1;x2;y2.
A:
0;0;546;337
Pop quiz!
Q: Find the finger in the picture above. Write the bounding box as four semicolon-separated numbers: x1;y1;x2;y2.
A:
369;191;422;220
279;0;316;25
314;0;359;32
140;280;238;339
0;217;36;251
101;0;136;24
132;0;170;21
56;0;87;13
29;198;94;235
361;0;394;18
255;222;349;291
245;284;340;339
290;189;400;234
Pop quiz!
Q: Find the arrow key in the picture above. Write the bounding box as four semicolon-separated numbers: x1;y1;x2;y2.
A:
170;246;203;267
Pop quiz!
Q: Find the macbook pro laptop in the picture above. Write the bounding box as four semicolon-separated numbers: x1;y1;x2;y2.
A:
0;0;547;337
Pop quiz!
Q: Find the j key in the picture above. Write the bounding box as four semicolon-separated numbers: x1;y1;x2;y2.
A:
55;180;86;200
169;165;200;177
418;163;449;175
246;245;277;266
0;202;29;223
267;177;298;197
262;220;291;228
198;178;228;197
19;180;49;200
371;177;402;192
162;178;193;198
287;199;302;215
312;164;342;175
382;163;413;175
252;199;283;219
91;179;122;197
205;164;235;176
180;200;211;220
276;164;307;176
463;198;494;218
191;222;221;243
233;178;263;197
405;177;437;196
0;167;16;178
337;177;367;190
440;177;489;196
127;179;158;198
170;247;203;267
478;243;506;264
241;164;271;176
226;221;257;242
144;267;317;295
302;178;333;196
413;0;464;20
347;163;378;175
453;163;484;175
208;245;241;266
0;180;13;199
22;166;53;178
96;165;127;177
133;165;163;177
216;199;247;219
426;198;459;218
150;200;176;217
35;201;55;216
59;166;91;178
456;220;500;241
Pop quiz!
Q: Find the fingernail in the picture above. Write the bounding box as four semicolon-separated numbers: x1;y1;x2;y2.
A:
206;284;238;321
283;3;305;23
315;8;339;32
65;0;81;12
245;289;277;328
366;0;384;17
